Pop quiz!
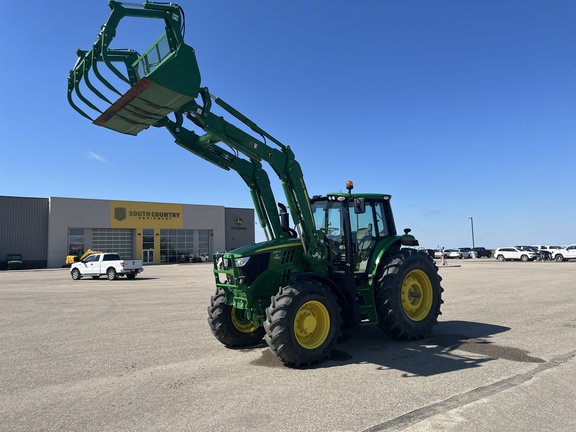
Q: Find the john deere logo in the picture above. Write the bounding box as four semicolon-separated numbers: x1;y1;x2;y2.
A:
114;207;127;221
235;217;243;226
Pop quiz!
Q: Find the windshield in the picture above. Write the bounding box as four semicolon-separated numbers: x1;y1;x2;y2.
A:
312;200;346;267
312;200;344;236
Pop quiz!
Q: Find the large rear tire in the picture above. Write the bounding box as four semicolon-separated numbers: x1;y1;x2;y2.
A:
107;268;117;280
264;280;342;367
207;287;264;347
376;249;443;340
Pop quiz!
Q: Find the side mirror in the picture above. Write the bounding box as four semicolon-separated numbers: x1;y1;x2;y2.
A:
353;198;365;214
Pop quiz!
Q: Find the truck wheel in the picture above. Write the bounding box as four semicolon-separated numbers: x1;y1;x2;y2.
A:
375;249;443;341
71;268;81;280
107;268;117;280
264;281;342;367
207;287;264;347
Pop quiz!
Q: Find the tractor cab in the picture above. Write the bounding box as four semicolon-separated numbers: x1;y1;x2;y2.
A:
311;182;402;275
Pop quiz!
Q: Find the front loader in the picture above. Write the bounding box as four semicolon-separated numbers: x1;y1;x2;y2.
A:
68;0;443;367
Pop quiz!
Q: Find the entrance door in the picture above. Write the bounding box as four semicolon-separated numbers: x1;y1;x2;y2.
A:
142;229;155;264
143;249;154;264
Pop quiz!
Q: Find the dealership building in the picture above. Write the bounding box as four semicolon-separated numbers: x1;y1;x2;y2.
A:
0;196;254;269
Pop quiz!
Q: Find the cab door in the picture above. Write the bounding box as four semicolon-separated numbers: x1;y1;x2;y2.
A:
81;254;100;276
349;202;377;272
565;245;576;259
348;200;393;273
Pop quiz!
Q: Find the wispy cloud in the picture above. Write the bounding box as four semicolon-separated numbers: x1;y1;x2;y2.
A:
421;208;442;218
88;151;107;163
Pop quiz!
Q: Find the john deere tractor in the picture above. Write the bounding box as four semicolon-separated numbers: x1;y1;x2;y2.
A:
68;1;443;367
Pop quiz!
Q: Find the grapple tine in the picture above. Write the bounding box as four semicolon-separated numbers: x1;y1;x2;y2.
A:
74;59;104;115
67;71;94;122
91;52;123;97
83;54;114;106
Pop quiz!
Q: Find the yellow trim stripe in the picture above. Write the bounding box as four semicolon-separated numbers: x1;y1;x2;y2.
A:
256;242;300;253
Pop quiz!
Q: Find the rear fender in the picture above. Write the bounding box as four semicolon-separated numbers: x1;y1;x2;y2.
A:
370;236;409;274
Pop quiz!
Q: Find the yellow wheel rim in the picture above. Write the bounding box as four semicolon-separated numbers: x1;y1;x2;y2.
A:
294;300;330;349
401;269;433;322
231;307;260;334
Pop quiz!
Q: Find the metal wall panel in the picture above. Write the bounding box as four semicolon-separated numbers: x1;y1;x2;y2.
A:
225;208;255;251
0;196;49;266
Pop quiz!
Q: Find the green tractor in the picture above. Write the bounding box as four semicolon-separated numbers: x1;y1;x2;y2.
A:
6;254;23;270
68;1;443;367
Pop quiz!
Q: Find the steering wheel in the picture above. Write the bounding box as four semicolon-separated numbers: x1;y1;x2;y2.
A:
322;227;340;236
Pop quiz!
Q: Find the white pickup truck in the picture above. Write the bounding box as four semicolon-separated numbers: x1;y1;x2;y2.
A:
70;252;143;280
552;245;576;262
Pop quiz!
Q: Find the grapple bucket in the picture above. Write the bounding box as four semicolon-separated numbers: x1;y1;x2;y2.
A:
67;1;201;135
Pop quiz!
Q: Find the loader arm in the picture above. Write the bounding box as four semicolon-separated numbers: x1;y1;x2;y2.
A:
67;1;328;271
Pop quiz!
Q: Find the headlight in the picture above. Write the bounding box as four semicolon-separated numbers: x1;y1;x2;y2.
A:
235;256;251;267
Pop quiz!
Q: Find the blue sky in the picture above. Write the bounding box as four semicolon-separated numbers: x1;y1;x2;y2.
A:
1;0;574;249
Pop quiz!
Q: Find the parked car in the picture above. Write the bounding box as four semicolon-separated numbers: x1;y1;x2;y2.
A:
551;244;576;262
533;245;562;261
434;249;445;259
471;247;492;258
516;245;550;261
457;248;471;258
446;249;468;259
494;247;537;262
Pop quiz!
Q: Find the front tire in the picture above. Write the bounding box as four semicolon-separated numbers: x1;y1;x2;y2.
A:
497;255;505;262
207;287;264;347
264;280;342;367
71;268;81;280
555;254;565;262
375;249;443;340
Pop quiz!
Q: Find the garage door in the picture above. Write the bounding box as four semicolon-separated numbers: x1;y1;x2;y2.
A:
92;228;135;259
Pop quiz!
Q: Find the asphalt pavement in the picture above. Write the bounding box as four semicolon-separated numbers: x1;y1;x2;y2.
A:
1;259;575;431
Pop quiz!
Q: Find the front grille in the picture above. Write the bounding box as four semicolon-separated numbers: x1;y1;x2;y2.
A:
238;253;270;286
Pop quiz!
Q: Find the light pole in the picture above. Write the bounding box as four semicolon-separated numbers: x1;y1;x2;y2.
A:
469;217;475;250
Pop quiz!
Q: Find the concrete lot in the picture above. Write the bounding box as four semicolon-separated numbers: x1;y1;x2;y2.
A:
1;259;575;431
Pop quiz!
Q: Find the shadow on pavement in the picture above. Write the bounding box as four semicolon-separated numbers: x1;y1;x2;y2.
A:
251;320;543;373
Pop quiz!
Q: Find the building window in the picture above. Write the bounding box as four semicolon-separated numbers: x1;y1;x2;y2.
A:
67;228;85;257
159;229;212;263
198;230;211;255
160;229;193;263
142;229;154;250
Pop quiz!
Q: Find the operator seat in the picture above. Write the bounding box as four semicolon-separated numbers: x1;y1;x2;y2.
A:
355;224;374;271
